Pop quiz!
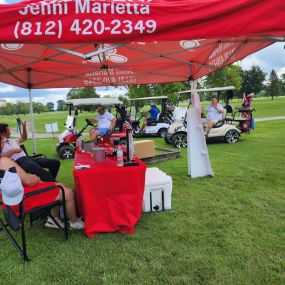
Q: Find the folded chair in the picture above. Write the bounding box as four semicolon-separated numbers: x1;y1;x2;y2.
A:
0;168;68;261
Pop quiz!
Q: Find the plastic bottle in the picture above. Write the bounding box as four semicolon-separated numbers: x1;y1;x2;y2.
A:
76;136;83;152
117;146;124;167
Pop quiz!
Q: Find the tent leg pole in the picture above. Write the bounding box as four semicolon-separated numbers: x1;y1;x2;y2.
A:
28;89;36;155
187;81;197;176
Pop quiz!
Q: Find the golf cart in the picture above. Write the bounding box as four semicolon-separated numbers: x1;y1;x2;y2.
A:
129;96;175;138
56;98;128;159
164;86;241;148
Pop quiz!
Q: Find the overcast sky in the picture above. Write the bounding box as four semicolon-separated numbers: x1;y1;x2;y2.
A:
0;0;284;104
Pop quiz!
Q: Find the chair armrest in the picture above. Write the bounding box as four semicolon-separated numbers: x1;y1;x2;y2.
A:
23;184;63;199
30;154;46;159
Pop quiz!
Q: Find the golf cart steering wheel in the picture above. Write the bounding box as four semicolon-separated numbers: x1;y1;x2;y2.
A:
85;118;95;127
140;111;147;117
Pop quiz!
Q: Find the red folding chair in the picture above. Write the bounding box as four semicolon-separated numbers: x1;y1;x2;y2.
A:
0;168;68;261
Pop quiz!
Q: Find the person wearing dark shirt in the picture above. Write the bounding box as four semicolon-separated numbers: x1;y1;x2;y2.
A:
141;102;160;130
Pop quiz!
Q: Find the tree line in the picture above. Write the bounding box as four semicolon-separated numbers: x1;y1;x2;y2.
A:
0;101;53;116
128;65;285;102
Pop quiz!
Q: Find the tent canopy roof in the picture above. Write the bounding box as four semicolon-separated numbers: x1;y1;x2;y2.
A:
0;0;284;89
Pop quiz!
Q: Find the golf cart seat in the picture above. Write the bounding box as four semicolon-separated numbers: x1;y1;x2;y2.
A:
98;119;125;140
224;104;236;122
213;109;227;128
147;120;158;126
113;118;125;132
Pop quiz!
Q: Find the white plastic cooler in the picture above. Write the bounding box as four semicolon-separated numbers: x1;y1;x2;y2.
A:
143;167;172;212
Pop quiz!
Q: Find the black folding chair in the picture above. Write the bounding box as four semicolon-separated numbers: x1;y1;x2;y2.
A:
19;144;46;159
0;169;68;261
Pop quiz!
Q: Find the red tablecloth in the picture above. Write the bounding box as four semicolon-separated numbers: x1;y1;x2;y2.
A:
73;152;146;238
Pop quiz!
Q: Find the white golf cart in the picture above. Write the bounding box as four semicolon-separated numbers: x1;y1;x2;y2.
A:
164;86;241;148
129;96;179;138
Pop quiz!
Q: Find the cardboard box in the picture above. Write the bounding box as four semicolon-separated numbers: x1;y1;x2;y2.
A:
134;140;155;159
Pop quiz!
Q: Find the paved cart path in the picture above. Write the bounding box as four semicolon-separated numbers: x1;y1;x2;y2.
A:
254;116;285;122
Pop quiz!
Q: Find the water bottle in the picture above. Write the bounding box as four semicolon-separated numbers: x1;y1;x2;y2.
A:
76;136;83;152
117;146;124;167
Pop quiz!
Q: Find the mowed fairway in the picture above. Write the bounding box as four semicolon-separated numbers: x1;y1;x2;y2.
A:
0;115;284;284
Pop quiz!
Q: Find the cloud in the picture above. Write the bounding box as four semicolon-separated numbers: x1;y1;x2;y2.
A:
277;67;285;77
0;0;7;4
0;84;16;93
45;88;70;93
240;42;285;75
0;94;66;104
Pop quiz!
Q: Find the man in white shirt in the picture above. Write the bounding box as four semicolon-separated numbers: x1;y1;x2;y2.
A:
88;105;116;142
0;122;60;182
203;97;224;135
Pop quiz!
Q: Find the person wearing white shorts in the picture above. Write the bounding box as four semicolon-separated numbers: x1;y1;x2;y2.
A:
88;105;116;142
203;97;224;135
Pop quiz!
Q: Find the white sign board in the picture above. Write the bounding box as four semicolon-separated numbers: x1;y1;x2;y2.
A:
45;122;58;133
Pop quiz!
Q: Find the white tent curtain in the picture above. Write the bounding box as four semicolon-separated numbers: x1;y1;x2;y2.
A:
187;81;214;178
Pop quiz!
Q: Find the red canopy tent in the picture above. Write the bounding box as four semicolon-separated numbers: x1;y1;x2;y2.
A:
0;0;284;175
0;0;284;88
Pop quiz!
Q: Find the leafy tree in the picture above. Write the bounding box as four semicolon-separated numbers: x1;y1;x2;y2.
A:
280;73;285;95
46;102;54;112
204;65;242;98
57;100;67;111
67;87;99;100
127;85;151;99
241;65;266;95
67;87;99;111
15;101;29;115
33;102;47;114
267;69;280;100
0;103;15;116
118;95;129;106
150;82;190;105
127;82;191;105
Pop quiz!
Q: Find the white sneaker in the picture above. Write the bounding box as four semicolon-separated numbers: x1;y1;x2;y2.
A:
69;218;85;230
45;216;65;229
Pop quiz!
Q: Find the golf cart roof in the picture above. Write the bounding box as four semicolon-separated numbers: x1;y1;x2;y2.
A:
66;98;121;106
177;86;236;94
129;96;168;101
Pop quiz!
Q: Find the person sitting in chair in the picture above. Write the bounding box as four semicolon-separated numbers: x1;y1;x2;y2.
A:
89;105;116;142
141;102;160;130
0;122;60;182
0;156;84;230
203;96;224;136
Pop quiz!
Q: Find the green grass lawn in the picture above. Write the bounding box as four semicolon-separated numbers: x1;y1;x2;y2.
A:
0;97;284;135
0;119;284;284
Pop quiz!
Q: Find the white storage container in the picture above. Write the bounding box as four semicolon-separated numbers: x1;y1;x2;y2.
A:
143;167;173;212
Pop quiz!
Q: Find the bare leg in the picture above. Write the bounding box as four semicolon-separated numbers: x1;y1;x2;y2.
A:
54;184;78;223
205;121;215;135
141;119;147;130
0;157;40;186
89;129;99;142
0;158;80;223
